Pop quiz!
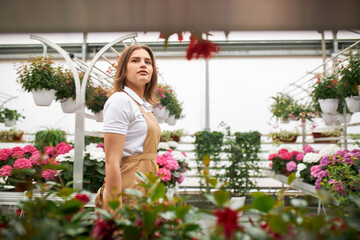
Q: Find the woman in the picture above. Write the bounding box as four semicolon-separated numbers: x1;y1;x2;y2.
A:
95;44;161;210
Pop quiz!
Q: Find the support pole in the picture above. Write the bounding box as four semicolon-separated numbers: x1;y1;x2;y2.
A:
205;58;210;131
82;32;88;62
320;31;327;72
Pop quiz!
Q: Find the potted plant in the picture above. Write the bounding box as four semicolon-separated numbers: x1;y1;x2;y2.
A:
16;56;59;106
311;74;340;116
55;69;80;113
0;129;24;142
311;128;342;143
0;108;25;127
154;84;184;125
34;128;67;151
85;85;109;121
268;148;303;176
338;53;360;112
270;93;294;123
222;126;261;207
268;129;300;145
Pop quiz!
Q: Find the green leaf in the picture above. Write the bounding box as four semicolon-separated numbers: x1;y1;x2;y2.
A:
287;173;296;185
150;183;166;202
56;187;75;198
58;199;82;215
135;172;148;183
214;190;229;207
206;178;218;187
176;205;191;219
251;195;275;213
97;167;105;175
108;200;120;211
172;172;180;178
268;215;287;234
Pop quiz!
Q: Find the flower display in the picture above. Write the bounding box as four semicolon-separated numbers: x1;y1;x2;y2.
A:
157;149;190;188
85;85;109;114
311;73;340;113
0;144;65;189
155;84;183;119
57;143;105;192
268;148;303;175
310;149;360;205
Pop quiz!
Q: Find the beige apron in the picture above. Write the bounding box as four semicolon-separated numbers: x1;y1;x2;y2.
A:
95;94;161;210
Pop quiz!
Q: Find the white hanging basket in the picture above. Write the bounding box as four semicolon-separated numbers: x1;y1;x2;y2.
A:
345;96;360;113
95;110;103;122
153;106;170;123
4;119;15;127
31;89;56;106
319;99;339;114
280;118;290;124
322;113;339;126
337;113;352;124
166;115;177;126
60;98;76;113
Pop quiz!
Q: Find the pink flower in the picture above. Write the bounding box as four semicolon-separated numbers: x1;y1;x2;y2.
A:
176;172;184;184
158;168;172;181
286;161;297;172
290;151;300;157
44;146;56;157
310;165;321;178
12;151;25;159
0;152;9;161
0;148;12;157
11;147;23;153
280;152;293;161
303;144;314;154
22;145;37;153
268;153;279;160
296;153;304;161
278;148;288;154
214;207;241;239
55;142;73;155
13;158;32;169
165;159;179;171
157;155;167;166
0;165;13;177
181;152;187;157
41;169;57;181
29;151;42;166
269;162;273;168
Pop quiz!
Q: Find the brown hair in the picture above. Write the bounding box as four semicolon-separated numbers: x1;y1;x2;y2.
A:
109;44;159;105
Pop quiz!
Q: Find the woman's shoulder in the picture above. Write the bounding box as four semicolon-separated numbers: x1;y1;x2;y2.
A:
107;91;132;104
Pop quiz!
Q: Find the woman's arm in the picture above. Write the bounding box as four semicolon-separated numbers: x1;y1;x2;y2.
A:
104;132;126;202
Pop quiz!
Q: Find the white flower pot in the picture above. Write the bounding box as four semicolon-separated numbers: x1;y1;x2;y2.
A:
345;96;360;113
153;106;170;122
319;99;339;114
322;113;339;126
280;119;289;124
60;98;76;113
4;119;15;127
166;115;176;126
337;113;352;124
31;89;56;106
95;110;103;122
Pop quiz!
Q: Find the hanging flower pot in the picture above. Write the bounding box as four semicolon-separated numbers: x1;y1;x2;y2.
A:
31;89;56;106
345;96;360;112
337;113;352;124
319;99;339;114
60;98;76;113
280;118;290;124
95;110;103;122
322;113;339;126
166;115;176;126
4;119;15;127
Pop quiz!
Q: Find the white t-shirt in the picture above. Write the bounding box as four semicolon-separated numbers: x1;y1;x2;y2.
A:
103;86;153;157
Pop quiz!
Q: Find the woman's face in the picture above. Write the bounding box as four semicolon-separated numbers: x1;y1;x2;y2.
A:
126;48;153;90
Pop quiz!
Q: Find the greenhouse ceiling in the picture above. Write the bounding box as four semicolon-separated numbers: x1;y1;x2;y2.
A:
1;0;360;33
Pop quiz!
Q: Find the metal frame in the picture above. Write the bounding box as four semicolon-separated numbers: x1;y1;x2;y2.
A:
30;33;138;189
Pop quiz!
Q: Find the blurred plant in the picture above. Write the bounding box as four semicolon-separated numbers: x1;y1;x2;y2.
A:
34;128;67;151
338;51;360;98
16;56;59;92
0;108;25;123
0;129;24;142
160;129;184;142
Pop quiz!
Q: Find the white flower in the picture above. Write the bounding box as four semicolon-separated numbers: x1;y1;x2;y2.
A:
167;141;178;149
85;143;99;153
158;142;170;151
295;163;307;178
303;152;321;163
56;149;75;162
319;144;340;157
88;147;105;162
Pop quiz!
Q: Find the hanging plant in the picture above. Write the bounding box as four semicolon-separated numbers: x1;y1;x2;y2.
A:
86;85;109;114
155;84;184;119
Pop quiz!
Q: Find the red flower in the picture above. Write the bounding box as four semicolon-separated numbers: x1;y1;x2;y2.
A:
74;193;90;205
278;148;288;154
268;153;279;160
91;219;117;240
186;39;219;60
16;208;24;216
214;207;242;238
280;152;293;161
